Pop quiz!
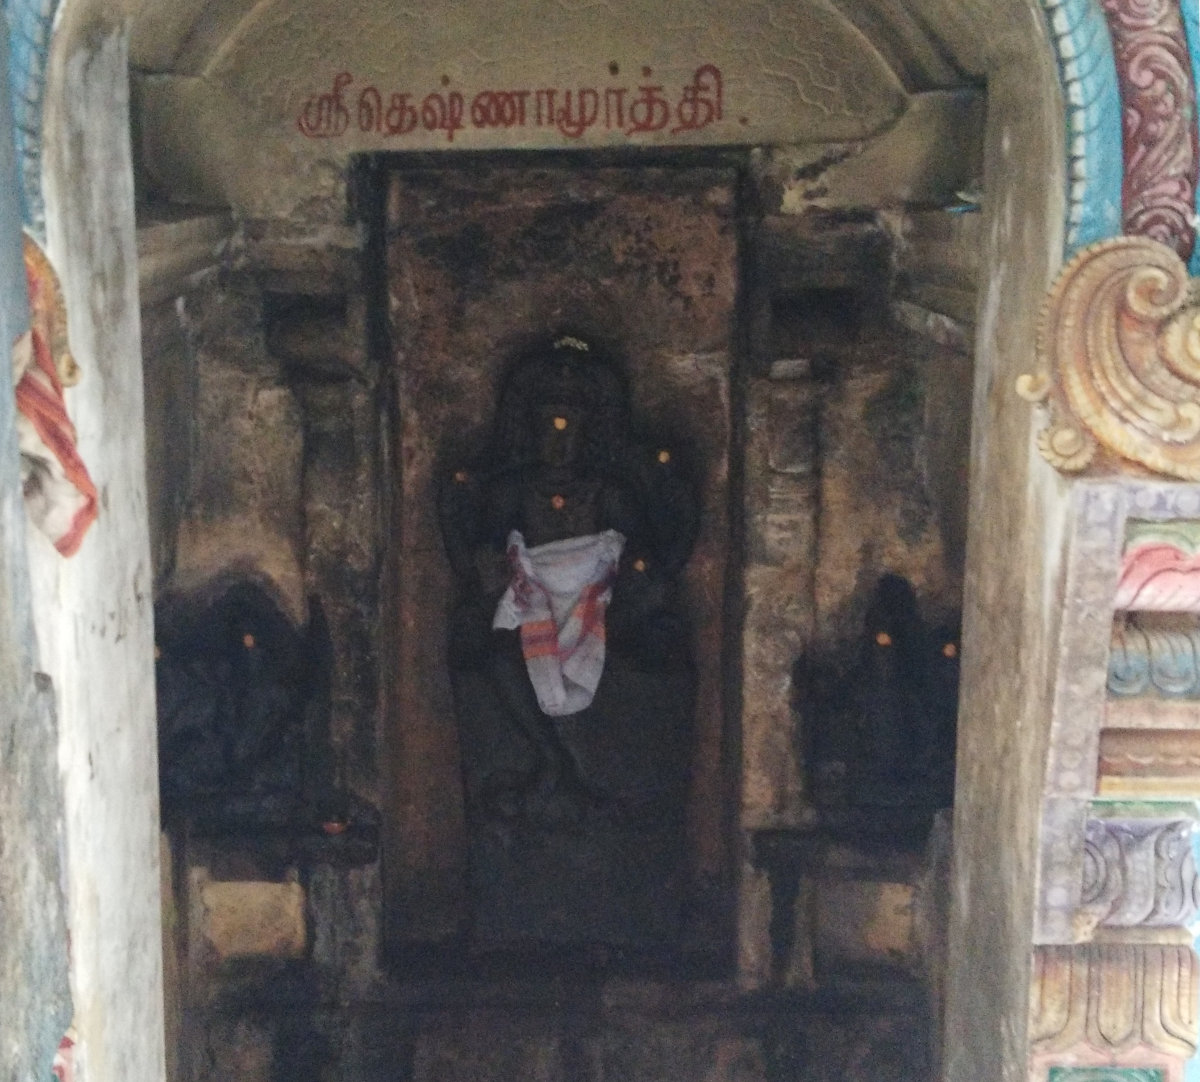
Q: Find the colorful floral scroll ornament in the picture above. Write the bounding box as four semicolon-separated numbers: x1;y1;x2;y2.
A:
12;233;96;554
1017;235;1200;479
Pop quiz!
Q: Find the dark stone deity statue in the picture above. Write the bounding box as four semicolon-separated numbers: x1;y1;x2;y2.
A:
438;335;700;955
155;581;317;827
800;573;959;839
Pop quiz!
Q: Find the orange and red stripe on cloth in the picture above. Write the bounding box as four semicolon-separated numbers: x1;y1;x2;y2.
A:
493;529;624;716
11;235;96;557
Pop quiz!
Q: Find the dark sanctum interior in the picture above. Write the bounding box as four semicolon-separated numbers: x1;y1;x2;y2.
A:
147;149;975;1080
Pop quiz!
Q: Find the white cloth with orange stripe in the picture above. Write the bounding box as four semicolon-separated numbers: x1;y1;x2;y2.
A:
493;528;625;716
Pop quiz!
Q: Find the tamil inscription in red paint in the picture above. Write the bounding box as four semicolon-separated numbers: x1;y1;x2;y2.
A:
297;65;726;142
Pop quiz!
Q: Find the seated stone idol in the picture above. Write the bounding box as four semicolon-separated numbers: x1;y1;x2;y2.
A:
438;335;699;947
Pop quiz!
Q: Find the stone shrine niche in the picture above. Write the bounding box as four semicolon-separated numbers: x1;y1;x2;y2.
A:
155;580;320;830
155;578;379;848
439;336;700;952
381;163;737;960
800;571;959;838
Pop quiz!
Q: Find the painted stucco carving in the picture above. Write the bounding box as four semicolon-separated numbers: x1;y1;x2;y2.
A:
1097;729;1200;793
1030;944;1199;1058
1041;0;1123;254
1100;0;1199;264
1109;618;1200;696
1117;521;1200;610
1080;818;1200;928
1035;484;1200;945
1049;1070;1165;1082
12;234;96;556
1020;236;1200;480
3;0;61;236
1040;0;1200;271
1186;0;1200;271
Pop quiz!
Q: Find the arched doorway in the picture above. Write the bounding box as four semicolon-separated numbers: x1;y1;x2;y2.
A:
9;0;1078;1078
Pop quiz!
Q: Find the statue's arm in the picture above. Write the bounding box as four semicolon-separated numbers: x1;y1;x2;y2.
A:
437;466;486;587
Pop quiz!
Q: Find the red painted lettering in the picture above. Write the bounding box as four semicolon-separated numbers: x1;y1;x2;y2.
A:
421;91;465;142
626;82;671;135
295;64;733;143
672;64;723;134
357;86;382;133
556;88;600;139
535;89;557;126
604;87;627;130
386;93;419;135
297;72;351;138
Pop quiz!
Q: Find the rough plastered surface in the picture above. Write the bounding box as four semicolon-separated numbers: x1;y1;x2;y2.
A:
32;21;166;1082
0;23;72;1077
132;0;908;215
942;24;1069;1082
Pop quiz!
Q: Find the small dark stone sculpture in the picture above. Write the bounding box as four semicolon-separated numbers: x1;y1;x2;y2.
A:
801;572;959;824
438;335;700;954
155;581;329;831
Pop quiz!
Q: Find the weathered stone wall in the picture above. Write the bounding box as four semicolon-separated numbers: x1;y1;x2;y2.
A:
136;148;981;1079
135;128;989;1082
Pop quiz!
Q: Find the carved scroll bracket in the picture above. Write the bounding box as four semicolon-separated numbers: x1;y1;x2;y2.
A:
1019;236;1200;480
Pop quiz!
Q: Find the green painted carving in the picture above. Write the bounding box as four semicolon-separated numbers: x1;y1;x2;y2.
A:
1126;520;1200;556
1049;1069;1164;1082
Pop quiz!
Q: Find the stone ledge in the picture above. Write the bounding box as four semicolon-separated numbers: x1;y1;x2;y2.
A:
137;208;234;306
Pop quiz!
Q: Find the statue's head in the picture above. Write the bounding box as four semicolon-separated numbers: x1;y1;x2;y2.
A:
489;334;629;471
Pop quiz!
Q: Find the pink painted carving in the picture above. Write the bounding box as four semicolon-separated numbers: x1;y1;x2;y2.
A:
51;1027;76;1082
1117;542;1200;610
1100;0;1199;261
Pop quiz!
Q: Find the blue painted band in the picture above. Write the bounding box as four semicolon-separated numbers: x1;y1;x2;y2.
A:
1182;0;1200;276
1042;0;1124;255
3;0;60;237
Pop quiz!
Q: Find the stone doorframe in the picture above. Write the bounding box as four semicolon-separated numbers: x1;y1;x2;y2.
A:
12;0;1199;1080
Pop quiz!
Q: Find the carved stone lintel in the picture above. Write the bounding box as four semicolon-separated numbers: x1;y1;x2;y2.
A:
1023;237;1200;480
1030;944;1198;1059
1081;819;1200;928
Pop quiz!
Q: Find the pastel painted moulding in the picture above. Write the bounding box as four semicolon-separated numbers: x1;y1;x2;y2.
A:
1115;521;1200;612
1019;236;1200;479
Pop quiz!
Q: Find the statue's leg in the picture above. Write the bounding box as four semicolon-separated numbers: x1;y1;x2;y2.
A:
485;633;600;826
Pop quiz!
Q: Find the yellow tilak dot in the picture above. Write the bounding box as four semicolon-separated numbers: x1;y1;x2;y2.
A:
657;449;671;464
553;416;568;431
875;631;892;647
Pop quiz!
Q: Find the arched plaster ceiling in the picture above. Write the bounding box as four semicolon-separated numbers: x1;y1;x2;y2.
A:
110;0;999;214
127;0;984;91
